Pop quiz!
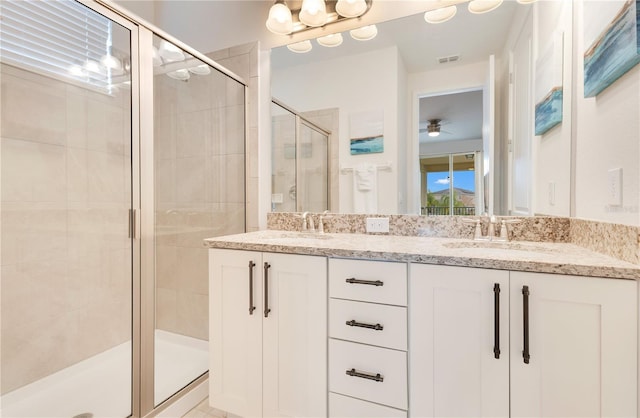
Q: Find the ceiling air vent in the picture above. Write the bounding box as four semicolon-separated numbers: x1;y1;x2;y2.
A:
437;54;461;64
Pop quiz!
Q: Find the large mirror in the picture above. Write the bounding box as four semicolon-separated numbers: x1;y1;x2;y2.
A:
270;0;573;216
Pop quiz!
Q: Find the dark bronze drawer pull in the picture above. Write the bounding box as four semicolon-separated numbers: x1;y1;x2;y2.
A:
346;368;384;382
346;320;383;331
522;285;530;364
248;261;256;315
345;278;383;286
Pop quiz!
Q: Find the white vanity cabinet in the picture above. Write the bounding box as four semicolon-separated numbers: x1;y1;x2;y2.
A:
410;265;638;418
510;271;637;417
209;249;327;418
409;264;510;417
328;258;408;418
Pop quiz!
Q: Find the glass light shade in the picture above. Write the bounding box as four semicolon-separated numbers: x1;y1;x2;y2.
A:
167;69;190;81
152;46;163;67
317;33;343;47
428;131;440;137
336;0;367;18
158;40;185;62
188;64;211;75
350;25;378;41
266;1;293;35
299;0;328;27
287;40;313;53
468;0;503;14
100;54;124;75
424;5;457;24
516;0;536;3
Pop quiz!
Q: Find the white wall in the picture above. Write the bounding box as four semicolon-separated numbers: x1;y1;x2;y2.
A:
531;0;573;217
272;47;401;214
572;0;640;226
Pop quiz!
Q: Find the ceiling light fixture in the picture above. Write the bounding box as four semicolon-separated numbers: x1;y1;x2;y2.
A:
287;40;313;53
350;25;377;41
468;0;504;14
427;119;441;137
266;0;373;36
317;33;343;47
424;5;457;24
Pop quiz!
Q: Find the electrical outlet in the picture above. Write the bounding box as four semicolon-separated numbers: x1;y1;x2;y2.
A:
607;168;622;206
366;217;389;233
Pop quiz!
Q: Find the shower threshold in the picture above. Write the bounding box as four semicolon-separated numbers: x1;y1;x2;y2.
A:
0;330;208;418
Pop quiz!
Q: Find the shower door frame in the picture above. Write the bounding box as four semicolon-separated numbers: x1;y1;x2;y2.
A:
78;1;249;417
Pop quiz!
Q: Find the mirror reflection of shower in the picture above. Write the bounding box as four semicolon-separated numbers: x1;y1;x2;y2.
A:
271;100;332;213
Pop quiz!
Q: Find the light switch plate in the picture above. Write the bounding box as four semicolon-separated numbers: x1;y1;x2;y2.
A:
607;168;622;206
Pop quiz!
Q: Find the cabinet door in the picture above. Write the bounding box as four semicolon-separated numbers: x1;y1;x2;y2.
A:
409;264;509;418
262;253;327;418
510;272;637;417
209;249;263;418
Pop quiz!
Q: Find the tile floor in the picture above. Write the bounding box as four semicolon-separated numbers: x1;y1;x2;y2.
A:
182;398;229;418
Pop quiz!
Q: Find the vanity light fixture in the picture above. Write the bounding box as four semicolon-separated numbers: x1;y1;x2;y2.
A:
299;0;328;27
266;0;293;35
468;0;504;14
317;33;343;47
350;25;378;41
424;5;457;24
335;0;367;18
266;0;372;36
287;40;313;53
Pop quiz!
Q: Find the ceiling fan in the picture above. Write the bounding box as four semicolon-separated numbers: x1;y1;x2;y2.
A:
419;119;451;137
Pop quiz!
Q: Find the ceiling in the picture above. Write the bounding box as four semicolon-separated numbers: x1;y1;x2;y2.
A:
419;90;483;143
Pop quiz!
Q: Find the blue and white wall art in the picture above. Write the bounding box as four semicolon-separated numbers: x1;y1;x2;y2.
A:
535;33;564;136
583;0;640;98
349;109;384;155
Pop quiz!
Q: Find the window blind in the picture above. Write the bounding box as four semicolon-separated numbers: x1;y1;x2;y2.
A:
0;0;115;91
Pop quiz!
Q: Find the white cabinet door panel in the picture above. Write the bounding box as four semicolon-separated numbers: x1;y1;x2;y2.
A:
409;264;509;418
262;253;327;418
209;249;262;418
510;272;637;418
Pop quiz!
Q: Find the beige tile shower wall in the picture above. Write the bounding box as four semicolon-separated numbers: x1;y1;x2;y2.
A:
0;64;131;394
208;42;260;232
154;54;246;340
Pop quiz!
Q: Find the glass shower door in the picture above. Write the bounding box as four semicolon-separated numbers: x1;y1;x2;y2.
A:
0;1;135;417
152;35;246;406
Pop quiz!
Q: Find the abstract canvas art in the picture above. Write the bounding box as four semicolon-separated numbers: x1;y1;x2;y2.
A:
349;109;384;155
583;0;640;98
535;33;564;135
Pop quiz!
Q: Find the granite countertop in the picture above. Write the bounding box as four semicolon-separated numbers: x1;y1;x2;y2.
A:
204;230;640;280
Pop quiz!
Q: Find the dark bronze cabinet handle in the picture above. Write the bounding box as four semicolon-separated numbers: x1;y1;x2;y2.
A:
493;283;500;359
522;285;530;364
346;320;383;331
264;262;271;318
346;368;384;382
345;278;384;286
248;261;256;315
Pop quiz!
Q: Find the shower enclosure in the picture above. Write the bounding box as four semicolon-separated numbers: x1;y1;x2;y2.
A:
0;1;246;417
271;100;330;213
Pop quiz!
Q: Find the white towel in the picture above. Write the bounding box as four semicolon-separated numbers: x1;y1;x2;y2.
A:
352;163;377;213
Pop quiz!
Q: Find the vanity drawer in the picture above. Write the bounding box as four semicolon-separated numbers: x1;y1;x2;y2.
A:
329;392;407;418
329;339;407;410
330;298;407;350
329;259;407;306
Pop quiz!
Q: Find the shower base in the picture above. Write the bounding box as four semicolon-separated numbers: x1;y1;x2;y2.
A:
0;330;208;418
